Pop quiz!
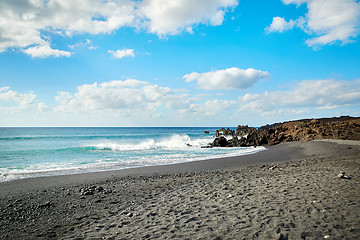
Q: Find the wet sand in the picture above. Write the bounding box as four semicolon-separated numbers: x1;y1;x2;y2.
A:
0;140;359;239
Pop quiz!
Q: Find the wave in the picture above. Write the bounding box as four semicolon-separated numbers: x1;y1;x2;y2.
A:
91;134;211;152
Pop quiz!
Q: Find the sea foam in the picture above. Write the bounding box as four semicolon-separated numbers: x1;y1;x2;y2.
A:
91;134;211;152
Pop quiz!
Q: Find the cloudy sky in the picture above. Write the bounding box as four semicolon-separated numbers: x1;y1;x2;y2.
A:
1;0;360;127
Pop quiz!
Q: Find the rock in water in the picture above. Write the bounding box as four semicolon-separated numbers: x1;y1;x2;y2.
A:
212;136;229;147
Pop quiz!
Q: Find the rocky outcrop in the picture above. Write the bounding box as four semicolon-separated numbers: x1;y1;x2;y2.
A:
235;125;258;136
210;116;360;147
211;126;268;147
214;128;235;137
268;116;360;142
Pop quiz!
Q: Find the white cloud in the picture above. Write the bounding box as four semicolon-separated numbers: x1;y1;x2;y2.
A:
282;0;307;5
267;0;360;47
0;0;237;57
37;102;49;112
54;80;179;115
23;42;72;58
69;39;97;50
0;0;135;57
52;79;242;123
108;49;135;59
178;99;236;117
184;67;271;90
3;78;359;126
266;17;296;33
0;86;37;112
305;0;360;46
137;0;238;36
239;79;360;114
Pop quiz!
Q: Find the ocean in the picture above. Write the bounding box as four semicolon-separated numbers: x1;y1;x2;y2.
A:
0;127;266;182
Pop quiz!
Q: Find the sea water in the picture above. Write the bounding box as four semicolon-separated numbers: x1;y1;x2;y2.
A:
0;127;266;182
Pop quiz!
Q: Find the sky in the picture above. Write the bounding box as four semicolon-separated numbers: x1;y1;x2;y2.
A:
0;0;360;127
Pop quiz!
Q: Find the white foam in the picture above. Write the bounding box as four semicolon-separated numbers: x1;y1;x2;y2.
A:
93;139;157;151
224;135;234;140
91;134;211;152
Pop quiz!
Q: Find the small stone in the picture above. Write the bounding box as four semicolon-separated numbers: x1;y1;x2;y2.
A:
269;165;278;170
83;190;94;195
337;171;350;179
274;233;288;240
324;235;330;239
39;202;51;208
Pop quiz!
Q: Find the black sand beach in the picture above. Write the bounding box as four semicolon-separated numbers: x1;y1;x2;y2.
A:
1;140;359;239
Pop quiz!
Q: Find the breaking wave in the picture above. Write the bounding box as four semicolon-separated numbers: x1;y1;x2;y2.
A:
91;134;211;151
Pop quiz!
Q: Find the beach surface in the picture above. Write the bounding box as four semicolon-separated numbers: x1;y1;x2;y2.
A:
0;140;359;239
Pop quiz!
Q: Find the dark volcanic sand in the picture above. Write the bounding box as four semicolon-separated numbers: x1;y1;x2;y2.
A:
0;140;359;239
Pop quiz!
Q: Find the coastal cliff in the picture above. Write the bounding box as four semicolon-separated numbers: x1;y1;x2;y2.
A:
211;116;360;147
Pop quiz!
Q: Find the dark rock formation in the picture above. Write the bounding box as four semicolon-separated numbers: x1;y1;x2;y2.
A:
212;136;231;147
214;128;235;137
211;116;360;147
235;125;257;136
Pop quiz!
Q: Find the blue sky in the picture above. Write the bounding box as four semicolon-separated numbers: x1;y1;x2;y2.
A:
0;0;360;127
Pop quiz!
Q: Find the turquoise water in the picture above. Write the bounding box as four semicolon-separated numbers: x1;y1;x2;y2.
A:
0;127;265;182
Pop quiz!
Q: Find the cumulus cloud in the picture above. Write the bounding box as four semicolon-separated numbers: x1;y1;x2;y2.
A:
0;0;135;57
55;79;181;115
239;79;360;115
267;0;360;47
183;67;271;90
266;17;296;33
108;49;135;59
137;0;238;36
0;0;237;57
0;86;37;112
23;42;72;58
52;79;242;122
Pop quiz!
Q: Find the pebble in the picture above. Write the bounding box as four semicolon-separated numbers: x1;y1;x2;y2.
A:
337;171;350;179
269;165;278;170
277;233;288;240
39;202;51;208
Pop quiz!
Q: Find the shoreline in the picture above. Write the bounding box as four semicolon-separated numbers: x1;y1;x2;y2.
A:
0;145;266;185
0;142;297;196
0;140;357;195
1;140;359;239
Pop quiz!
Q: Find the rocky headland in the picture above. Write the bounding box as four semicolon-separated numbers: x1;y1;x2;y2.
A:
211;116;360;147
